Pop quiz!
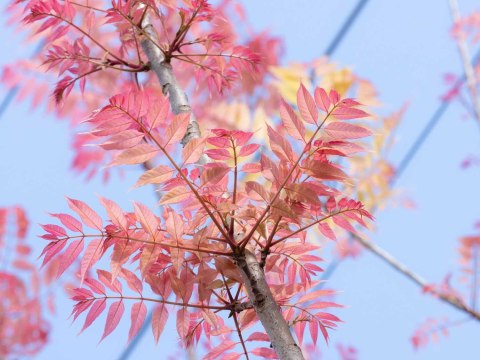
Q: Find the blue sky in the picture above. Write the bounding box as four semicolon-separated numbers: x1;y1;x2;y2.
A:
1;1;480;359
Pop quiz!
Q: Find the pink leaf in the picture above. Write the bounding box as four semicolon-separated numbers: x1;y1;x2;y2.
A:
50;213;83;232
176;308;190;342
318;222;336;240
101;300;125;341
332;215;355;233
320;322;329;343
316;312;341;322
152;303;169;343
119;269;143;295
238;143;261;157
133;202;159;237
205;148;231;160
159;187;190;205
182;137;206;164
204;340;237;360
207;136;230;148
314;87;331;112
267;125;294;162
134;165;175;188
97;270;122;294
246;332;270;342
308;301;343;310
329;89;340;105
232;131;254;146
99;197;127;230
280;98;305;141
201;163;230;184
332;107;369;120
80;238;103;283
110;144;159;166
325;122;371;139
309;319;319;346
111;239;131;280
245;181;270;201
140;244;162;279
67;198;102;231
128;301;147;342
72;299;94;322
304;161;348;181
41;241;67;267
41;224;67;237
84;278;106;295
100;130;145;150
297;84;318;125
166;209;185;272
297;289;337;304
251;347;278;358
241;163;261;173
58;238;84;277
81;298;106;332
294;320;306;346
326;197;337;212
164;113;189;146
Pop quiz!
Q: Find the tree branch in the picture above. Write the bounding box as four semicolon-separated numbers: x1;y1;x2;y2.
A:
234;250;304;360
139;10;305;359
140;12;201;145
354;234;480;320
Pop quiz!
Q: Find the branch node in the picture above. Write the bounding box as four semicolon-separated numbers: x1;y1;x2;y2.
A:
161;83;169;95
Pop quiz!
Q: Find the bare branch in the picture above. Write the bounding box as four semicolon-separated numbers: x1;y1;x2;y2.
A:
354;234;480;320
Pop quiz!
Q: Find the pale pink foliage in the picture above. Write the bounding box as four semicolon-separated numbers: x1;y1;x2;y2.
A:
3;0;281;179
38;85;372;356
9;1;377;358
0;206;50;358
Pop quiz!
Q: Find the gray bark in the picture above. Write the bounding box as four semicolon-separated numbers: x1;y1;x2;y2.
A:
140;13;201;145
235;250;305;360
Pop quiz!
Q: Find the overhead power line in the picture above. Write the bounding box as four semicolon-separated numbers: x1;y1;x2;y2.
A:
393;48;480;185
324;0;370;56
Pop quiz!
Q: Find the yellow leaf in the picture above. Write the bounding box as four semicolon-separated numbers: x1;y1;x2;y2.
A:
270;64;310;102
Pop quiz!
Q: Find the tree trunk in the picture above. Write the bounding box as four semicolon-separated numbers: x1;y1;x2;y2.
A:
235;250;305;360
140;13;305;360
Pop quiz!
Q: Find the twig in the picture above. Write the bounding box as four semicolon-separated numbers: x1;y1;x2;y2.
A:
355;234;480;321
139;8;305;360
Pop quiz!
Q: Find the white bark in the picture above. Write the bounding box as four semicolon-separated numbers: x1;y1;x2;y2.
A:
140;13;201;145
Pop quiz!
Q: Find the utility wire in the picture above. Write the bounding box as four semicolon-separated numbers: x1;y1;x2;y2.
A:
117;311;151;360
393;48;480;185
324;0;370;56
